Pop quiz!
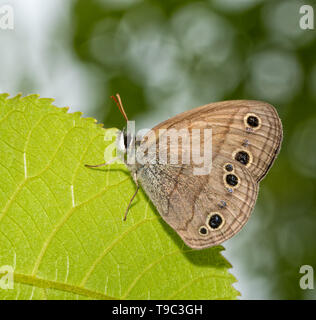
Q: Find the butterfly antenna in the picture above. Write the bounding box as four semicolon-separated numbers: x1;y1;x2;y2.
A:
85;94;127;169
111;93;128;122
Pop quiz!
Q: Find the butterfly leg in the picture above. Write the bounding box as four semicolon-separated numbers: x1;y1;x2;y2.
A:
85;157;119;168
123;173;139;221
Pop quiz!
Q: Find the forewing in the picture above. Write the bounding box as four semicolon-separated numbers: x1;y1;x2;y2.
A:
137;100;282;249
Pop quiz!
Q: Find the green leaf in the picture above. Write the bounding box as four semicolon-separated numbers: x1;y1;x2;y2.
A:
0;94;239;300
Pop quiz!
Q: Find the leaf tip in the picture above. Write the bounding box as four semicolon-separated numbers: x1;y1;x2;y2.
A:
0;93;10;100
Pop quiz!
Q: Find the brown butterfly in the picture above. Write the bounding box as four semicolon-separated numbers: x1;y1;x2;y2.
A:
86;95;283;249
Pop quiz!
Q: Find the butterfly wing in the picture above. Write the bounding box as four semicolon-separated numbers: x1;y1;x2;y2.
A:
136;100;282;249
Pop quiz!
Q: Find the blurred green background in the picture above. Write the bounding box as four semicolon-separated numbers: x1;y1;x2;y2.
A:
0;0;315;299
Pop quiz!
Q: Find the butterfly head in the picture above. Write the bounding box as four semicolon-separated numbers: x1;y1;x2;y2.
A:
111;94;131;159
117;127;133;155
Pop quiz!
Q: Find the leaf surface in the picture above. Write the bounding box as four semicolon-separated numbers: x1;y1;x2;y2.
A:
0;94;239;300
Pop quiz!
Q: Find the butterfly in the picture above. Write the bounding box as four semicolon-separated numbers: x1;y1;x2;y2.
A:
86;95;283;249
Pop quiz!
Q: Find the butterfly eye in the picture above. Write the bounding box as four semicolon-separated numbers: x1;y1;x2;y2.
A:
208;213;224;230
124;133;128;149
247;116;259;127
226;174;239;187
235;151;250;165
224;164;234;172
244;113;261;130
199;226;208;236
124;133;133;149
